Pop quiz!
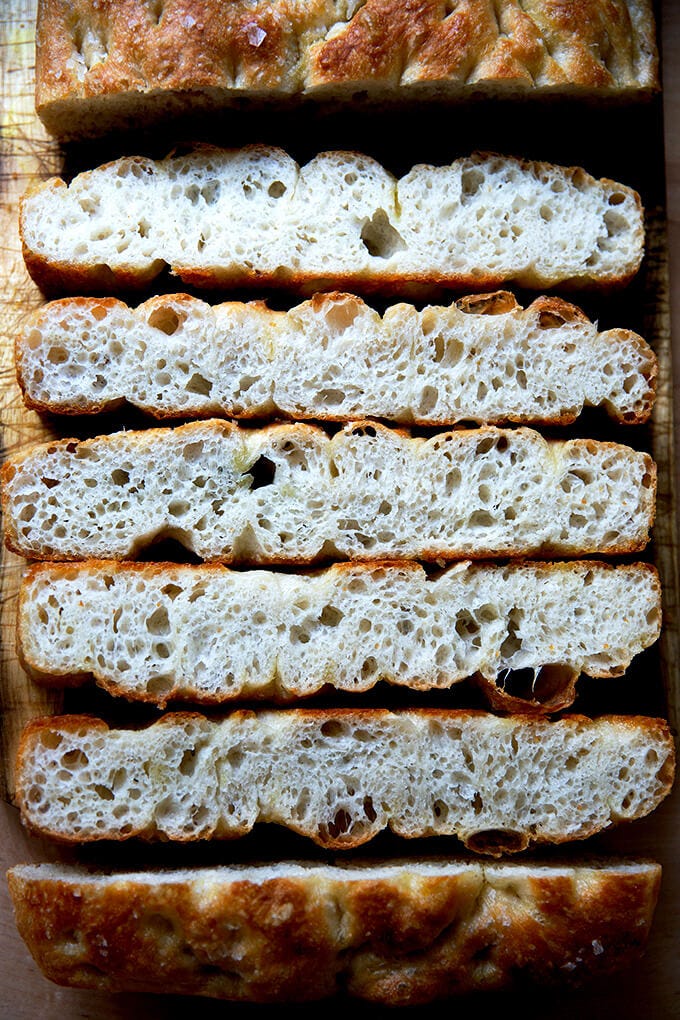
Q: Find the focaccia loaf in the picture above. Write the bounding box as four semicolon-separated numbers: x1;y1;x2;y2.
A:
35;1;659;139
17;559;661;713
15;710;674;852
1;420;656;563
20;148;644;295
7;858;662;1003
16;291;657;425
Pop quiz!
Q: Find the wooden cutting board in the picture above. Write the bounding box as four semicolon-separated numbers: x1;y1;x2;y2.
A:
1;1;679;1016
0;1;65;801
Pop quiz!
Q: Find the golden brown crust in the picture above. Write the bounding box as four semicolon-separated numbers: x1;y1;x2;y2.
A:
35;1;659;138
311;0;659;92
6;858;662;1001
21;248;643;301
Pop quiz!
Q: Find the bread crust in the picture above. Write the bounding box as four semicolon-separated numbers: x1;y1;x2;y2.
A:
35;1;659;138
6;858;662;1002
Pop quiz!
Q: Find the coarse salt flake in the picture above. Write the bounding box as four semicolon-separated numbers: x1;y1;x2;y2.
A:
246;22;267;47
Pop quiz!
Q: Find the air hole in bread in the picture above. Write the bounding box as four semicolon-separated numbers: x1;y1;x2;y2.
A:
461;168;484;199
433;334;464;366
60;749;89;769
56;929;81;951
471;941;498;964
495;664;577;708
361;657;378;680
363;796;377;822
278;440;309;469
420;386;438;413
433;799;449;821
604;210;628;237
201;181;220;204
147;305;181;335
267;180;286;198
360;210;406;259
315;388;345;405
47;345;68;364
142;912;175;941
39;730;63;750
323;297;360;331
320;719;346;738
322;809;354;841
319;605;344;627
237;375;258;394
248;455;276;489
290;625;310;645
475;435;495;455
74;963;107;980
179;748;198;776
466;829;527;854
499;612;523;658
469;510;495;528
146;607;170;635
198;963;227;978
168;500;190;518
455;611;480;639
538;310;567;328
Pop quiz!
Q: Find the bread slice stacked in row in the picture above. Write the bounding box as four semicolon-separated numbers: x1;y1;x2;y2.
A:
16;289;657;425
21;147;644;294
35;0;659;139
5;141;673;1002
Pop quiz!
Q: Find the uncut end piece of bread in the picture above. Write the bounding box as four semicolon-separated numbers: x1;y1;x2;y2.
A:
15;710;674;853
17;290;657;426
36;0;659;140
0;419;656;563
7;858;662;1003
20;147;644;296
18;559;662;714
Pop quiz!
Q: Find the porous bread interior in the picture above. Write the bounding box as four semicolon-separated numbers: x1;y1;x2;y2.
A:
19;291;656;424
21;149;643;289
2;421;655;562
19;561;661;703
18;711;673;850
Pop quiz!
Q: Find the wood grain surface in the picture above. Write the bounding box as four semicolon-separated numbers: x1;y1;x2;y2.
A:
1;1;679;1017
